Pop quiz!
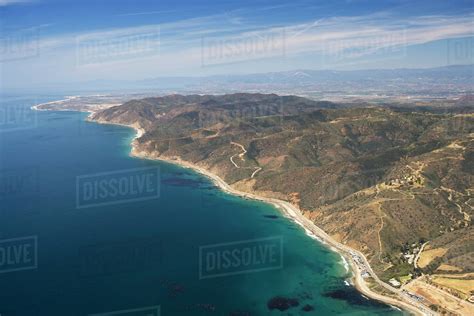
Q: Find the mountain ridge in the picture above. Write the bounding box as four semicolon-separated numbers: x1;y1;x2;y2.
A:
89;93;473;313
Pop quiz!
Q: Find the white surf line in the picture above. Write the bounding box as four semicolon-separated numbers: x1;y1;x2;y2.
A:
340;254;350;273
31;96;79;110
94;118;427;315
133;127;145;140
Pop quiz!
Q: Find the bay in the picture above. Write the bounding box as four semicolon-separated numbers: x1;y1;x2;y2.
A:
0;95;402;315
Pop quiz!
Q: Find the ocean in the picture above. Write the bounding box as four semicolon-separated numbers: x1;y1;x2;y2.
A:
0;95;403;315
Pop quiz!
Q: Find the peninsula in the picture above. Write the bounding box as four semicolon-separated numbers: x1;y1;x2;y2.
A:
35;93;474;315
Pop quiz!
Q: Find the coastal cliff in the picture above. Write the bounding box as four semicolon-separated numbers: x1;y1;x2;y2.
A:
88;93;474;314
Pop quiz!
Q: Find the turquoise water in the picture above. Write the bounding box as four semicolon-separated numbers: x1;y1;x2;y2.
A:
0;95;403;315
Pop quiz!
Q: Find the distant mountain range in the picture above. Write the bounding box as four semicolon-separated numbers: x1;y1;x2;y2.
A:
29;65;474;98
139;64;474;86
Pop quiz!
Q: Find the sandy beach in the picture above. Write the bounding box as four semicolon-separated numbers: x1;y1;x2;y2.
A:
26;107;430;315
30;96;80;111
122;124;429;315
32;107;428;315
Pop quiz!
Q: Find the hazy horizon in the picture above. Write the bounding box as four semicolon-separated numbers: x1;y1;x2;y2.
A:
1;0;473;91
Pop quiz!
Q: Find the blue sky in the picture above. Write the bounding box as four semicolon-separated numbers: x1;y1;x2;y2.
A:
0;0;473;90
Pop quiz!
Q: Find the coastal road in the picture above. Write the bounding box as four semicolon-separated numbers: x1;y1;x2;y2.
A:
131;147;436;316
275;200;437;316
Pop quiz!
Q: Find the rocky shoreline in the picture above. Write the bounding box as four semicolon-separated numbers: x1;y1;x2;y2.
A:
115;120;426;316
32;103;428;315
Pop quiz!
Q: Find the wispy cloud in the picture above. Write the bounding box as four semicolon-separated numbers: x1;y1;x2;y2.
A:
116;10;176;17
0;0;35;6
1;9;473;87
277;13;474;57
4;11;473;58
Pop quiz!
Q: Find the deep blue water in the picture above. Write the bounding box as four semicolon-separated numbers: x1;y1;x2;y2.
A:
0;95;403;315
